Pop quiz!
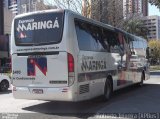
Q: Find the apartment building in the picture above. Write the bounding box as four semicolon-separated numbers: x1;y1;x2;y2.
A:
0;0;13;63
123;0;148;18
142;15;160;40
5;0;54;15
142;0;148;16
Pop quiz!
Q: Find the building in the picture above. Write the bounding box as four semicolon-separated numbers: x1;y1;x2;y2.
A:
4;0;55;15
123;0;148;18
5;0;37;15
142;15;160;40
3;5;13;34
142;0;148;16
0;0;13;67
17;0;48;14
3;0;18;16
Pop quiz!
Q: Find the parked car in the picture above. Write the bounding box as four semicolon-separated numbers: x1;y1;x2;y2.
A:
0;74;10;92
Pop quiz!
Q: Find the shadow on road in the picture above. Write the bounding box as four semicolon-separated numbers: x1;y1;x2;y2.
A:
0;89;12;94
22;96;105;118
22;83;160;118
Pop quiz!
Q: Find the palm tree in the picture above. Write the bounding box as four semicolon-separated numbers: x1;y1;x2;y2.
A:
123;19;148;39
149;0;160;8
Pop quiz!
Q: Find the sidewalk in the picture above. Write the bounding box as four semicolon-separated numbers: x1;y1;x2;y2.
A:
150;70;160;78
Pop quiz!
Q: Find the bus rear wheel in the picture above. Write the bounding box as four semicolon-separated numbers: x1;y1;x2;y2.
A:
138;72;145;86
103;79;112;101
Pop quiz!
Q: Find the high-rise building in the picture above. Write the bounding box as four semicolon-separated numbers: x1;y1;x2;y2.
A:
0;0;12;65
6;0;18;15
142;0;148;16
123;0;148;18
142;15;160;40
2;0;16;35
5;0;54;15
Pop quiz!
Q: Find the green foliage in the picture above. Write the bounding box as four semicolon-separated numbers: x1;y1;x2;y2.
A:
123;18;148;39
150;65;160;71
149;0;160;9
148;40;160;61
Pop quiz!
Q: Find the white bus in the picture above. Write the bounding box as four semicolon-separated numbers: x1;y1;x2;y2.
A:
11;9;150;101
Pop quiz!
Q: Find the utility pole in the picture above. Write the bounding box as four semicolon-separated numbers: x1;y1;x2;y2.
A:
0;0;4;35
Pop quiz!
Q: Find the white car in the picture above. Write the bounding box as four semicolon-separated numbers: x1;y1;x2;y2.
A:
0;74;10;92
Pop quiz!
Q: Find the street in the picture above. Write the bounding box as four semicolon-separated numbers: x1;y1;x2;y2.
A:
0;72;160;119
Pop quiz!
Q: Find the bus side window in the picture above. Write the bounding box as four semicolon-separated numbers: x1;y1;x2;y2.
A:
101;28;110;52
89;25;100;51
75;20;101;52
108;33;120;53
75;22;92;51
87;24;109;52
101;28;120;53
118;33;125;55
75;19;116;53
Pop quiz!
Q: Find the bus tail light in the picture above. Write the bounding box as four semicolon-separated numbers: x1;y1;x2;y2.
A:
68;53;75;86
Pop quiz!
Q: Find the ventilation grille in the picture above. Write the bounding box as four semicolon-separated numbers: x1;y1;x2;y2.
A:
79;84;89;94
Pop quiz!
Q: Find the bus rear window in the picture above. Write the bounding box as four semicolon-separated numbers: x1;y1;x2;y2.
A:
14;11;64;46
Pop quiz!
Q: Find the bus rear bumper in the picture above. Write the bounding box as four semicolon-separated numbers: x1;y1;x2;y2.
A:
12;86;76;101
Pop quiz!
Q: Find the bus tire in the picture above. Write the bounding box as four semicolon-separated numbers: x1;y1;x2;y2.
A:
103;79;112;101
138;72;145;86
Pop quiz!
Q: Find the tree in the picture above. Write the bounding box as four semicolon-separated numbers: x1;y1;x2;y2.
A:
149;0;160;8
122;17;148;39
45;0;84;14
148;40;160;64
35;0;57;10
106;0;124;27
45;0;124;26
89;0;124;26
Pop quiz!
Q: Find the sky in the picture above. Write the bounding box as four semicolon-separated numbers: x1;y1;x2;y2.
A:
149;3;160;16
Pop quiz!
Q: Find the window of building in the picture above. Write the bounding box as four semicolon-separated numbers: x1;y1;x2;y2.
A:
21;4;27;13
32;2;36;12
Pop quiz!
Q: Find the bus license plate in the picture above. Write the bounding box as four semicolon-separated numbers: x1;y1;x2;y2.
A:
32;89;43;94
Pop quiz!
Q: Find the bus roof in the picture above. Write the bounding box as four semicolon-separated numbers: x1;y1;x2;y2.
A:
14;9;65;19
14;9;115;32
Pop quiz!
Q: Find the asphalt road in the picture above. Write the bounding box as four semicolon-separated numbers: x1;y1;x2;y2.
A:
0;71;160;119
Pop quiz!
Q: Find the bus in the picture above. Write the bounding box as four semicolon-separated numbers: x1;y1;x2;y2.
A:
11;9;150;101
